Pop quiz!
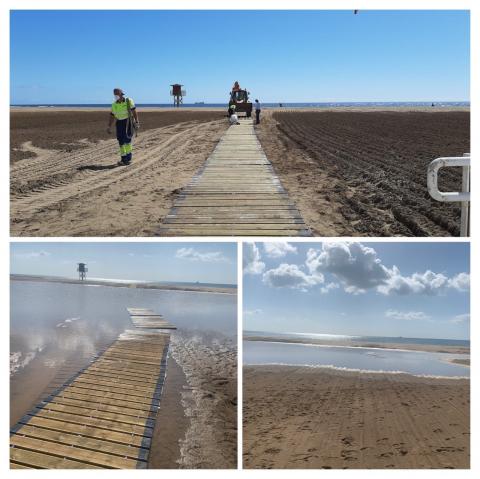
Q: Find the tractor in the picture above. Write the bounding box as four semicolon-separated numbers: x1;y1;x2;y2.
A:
229;86;252;118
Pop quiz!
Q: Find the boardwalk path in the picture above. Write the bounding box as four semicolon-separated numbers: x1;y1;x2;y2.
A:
10;310;175;469
158;119;311;236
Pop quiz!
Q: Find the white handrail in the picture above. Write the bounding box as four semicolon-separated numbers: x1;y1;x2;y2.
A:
427;155;470;236
427;157;470;202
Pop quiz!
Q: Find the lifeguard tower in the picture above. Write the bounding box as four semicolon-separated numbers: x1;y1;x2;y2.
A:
170;84;186;107
77;263;88;281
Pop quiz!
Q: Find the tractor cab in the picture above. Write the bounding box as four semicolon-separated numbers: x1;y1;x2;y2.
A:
228;85;253;118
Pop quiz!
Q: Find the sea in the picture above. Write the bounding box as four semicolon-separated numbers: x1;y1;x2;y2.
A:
243;331;469;378
11;101;470;109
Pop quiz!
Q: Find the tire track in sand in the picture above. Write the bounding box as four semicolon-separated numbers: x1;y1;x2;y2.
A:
11;120;227;236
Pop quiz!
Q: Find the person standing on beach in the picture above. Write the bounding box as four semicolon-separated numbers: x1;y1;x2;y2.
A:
254;99;261;124
107;88;139;165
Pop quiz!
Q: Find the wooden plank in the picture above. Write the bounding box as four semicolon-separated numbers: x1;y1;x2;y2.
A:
10;462;29;469
31;409;150;436
53;390;157;413
17;416;146;447
13;424;147;462
37;402;149;427
165;218;304;224
10;447;102;469
71;376;159;395
61;382;156;403
11;435;138;469
159;228;310;236
45;395;153;419
78;371;160;389
159;223;307;230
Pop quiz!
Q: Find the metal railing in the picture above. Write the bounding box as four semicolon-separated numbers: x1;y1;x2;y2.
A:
427;154;470;236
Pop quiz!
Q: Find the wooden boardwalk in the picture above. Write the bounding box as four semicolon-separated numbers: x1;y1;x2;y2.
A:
127;308;177;330
158;119;311;236
10;312;174;469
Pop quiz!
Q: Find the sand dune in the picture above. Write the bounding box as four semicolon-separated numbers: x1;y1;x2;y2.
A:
243;365;469;469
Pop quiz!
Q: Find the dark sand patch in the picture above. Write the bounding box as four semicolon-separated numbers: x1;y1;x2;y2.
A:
256;110;470;237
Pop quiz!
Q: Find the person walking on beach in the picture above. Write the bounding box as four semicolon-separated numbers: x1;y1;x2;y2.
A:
254;99;261;124
107;88;139;165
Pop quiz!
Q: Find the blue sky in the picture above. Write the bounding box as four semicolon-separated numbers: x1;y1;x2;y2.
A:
243;242;470;340
11;242;237;285
10;10;469;104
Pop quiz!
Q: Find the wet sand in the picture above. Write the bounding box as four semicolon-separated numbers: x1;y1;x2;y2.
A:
149;357;189;468
243;365;470;469
170;332;237;468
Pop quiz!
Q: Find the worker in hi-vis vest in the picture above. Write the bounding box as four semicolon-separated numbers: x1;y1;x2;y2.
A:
107;88;139;165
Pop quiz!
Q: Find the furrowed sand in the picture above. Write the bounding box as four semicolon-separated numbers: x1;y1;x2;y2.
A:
10;107;469;237
243;365;470;469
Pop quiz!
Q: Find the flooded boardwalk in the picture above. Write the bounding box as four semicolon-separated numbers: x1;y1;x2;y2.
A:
10;310;173;469
158;119;311;236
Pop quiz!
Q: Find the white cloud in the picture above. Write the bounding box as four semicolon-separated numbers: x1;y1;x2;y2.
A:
385;309;431;321
450;313;470;324
448;273;470;292
306;242;470;296
243;243;265;274
14;251;51;259
263;242;298;258
263;263;324;290
378;268;450;296
175;247;227;263
320;282;339;294
306;243;390;294
244;309;263;316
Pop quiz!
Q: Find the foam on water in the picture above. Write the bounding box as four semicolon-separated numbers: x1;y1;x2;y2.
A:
246;362;469;380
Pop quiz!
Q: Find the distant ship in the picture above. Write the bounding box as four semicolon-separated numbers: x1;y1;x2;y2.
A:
194;101;205;105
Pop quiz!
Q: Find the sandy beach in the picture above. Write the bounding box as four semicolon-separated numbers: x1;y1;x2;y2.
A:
10;107;469;237
11;109;226;236
243;365;470;469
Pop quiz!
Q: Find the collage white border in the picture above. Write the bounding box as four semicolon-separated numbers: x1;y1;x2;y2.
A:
2;0;477;476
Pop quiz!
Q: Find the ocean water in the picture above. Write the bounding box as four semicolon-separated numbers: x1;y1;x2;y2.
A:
244;330;470;348
10;280;237;376
243;341;469;378
11;101;470;109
